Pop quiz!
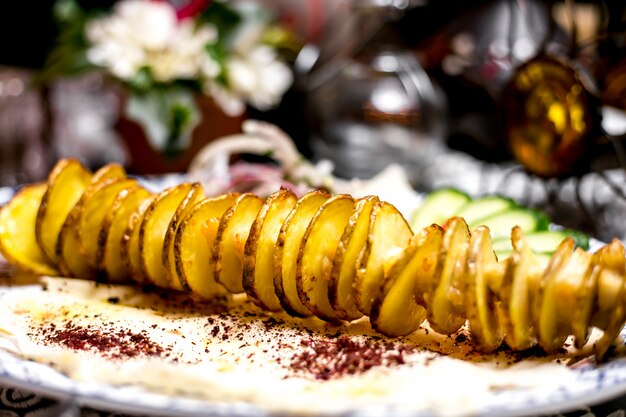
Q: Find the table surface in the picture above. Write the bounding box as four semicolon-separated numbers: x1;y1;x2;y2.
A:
0;384;626;417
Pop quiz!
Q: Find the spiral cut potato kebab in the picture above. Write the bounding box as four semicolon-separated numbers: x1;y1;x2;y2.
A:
1;159;625;361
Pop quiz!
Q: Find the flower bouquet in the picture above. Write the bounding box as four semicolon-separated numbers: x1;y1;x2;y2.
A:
42;0;296;172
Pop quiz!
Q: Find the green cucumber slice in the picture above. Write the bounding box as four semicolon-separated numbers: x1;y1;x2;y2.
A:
492;229;589;254
456;196;517;226
471;208;549;239
410;188;470;232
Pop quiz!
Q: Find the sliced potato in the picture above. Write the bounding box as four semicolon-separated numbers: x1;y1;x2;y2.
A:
296;194;354;321
354;201;413;316
56;164;128;278
274;190;329;317
0;183;58;276
139;183;195;287
121;195;157;284
213;193;264;294
162;183;204;290
98;185;152;282
174;194;238;298
571;249;600;349
535;238;575;352
91;163;126;184
593;240;626;359
427;217;470;335
243;189;298;311
78;179;137;269
371;225;442;337
501;227;541;350
328;196;378;321
36;158;92;264
466;225;503;352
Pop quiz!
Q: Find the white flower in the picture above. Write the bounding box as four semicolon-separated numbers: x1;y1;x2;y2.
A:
227;45;293;111
82;0;292;115
85;0;218;82
115;0;178;51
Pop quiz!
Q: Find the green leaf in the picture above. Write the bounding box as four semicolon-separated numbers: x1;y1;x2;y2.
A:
198;2;241;39
125;67;154;93
205;43;229;86
125;89;201;154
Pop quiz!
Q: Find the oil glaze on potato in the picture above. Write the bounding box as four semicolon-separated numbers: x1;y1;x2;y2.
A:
36;159;91;264
213;193;264;294
0;184;58;276
243;189;297;311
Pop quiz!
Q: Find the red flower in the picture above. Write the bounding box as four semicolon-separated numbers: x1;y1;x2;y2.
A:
175;0;211;20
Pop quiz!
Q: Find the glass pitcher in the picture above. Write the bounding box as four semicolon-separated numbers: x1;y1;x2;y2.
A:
304;0;445;181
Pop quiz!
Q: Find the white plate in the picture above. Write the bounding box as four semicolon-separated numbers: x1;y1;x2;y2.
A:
0;279;626;417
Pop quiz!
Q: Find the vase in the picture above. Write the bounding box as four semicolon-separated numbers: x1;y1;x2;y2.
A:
115;94;244;176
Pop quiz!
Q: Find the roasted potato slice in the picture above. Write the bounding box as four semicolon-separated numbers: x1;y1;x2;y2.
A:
328;196;378;321
213;193;264;294
593;240;626;359
466;225;503;352
243;189;298;311
174;194;238;298
274;190;330;317
36;159;92;264
499;227;540;350
296;194;354;321
78;179;138;269
162;183;204;290
535;238;576;352
0;183;58;276
122;195;157;284
427;217;470;335
371;225;442;337
139;183;196;287
354;201;413;316
98;185;152;282
56;164;127;278
91;163;126;184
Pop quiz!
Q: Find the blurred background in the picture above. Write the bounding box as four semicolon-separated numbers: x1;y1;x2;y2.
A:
0;0;625;241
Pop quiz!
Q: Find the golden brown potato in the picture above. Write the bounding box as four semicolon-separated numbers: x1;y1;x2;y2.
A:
36;159;92;264
98;185;152;282
465;225;503;352
139;183;196;287
328;196;378;321
427;217;470;335
370;225;442;337
354;201;412;316
121;195;157;284
213;193;264;294
56;164;127;278
174;194;238;298
0;183;58;276
274;190;329;317
296;194;354;321
162;183;204;290
243;189;297;311
592;240;626;359
78;179;137;269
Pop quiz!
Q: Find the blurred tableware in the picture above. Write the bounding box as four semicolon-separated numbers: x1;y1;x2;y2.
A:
0;67;51;187
305;0;445;181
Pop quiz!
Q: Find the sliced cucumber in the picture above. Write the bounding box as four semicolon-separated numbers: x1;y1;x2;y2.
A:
410;188;589;259
471;208;549;239
492;229;590;254
410;188;470;232
455;196;517;226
